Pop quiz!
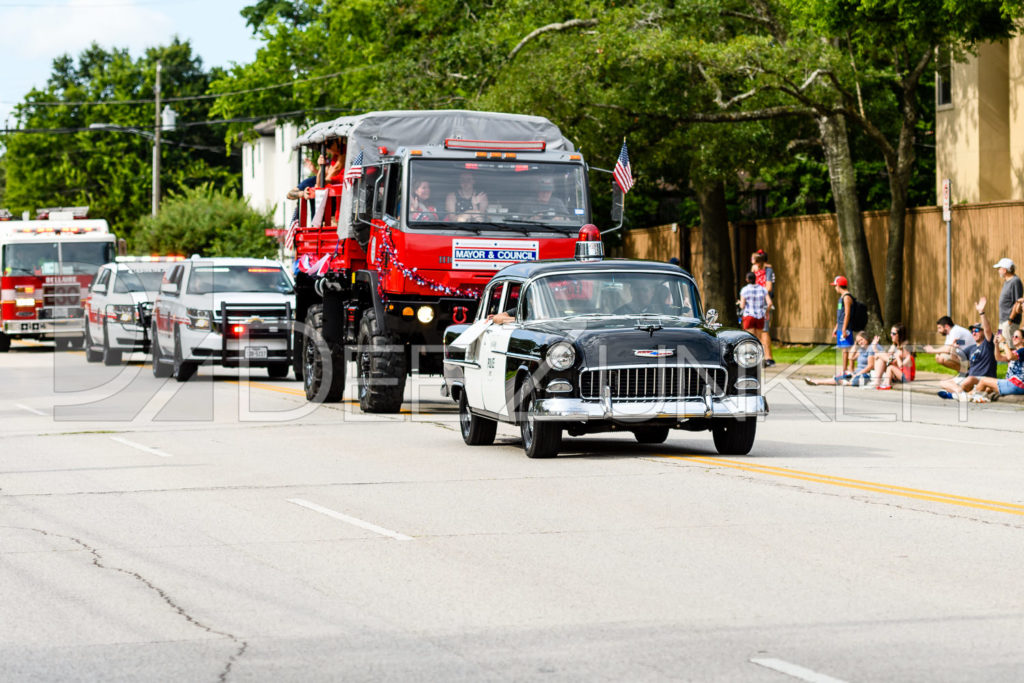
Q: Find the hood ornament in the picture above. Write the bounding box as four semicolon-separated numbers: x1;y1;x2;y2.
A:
704;308;721;330
634;349;675;358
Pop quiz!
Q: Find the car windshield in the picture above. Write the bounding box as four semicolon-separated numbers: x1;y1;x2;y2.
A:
406;159;588;232
2;241;115;276
186;265;292;295
521;272;701;321
114;269;166;293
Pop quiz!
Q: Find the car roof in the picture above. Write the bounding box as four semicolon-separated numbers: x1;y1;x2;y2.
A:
185;258;284;267
493;258;695;282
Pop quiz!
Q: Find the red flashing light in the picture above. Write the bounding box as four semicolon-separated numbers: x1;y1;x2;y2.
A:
578;224;601;241
377;146;389;155
231;324;246;336
444;139;547;152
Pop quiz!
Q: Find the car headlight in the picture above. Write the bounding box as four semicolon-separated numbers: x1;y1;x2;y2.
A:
186;308;213;330
546;341;576;370
112;304;136;323
733;339;763;368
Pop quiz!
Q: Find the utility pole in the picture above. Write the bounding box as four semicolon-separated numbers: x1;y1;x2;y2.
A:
152;60;161;216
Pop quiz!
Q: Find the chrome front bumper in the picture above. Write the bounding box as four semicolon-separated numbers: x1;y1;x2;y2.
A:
532;395;767;421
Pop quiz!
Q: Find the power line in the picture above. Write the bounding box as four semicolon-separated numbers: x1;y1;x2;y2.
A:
0;66;375;107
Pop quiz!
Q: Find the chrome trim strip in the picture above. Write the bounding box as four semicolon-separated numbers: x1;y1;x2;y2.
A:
531;395;767;421
494;350;541;361
443;358;481;369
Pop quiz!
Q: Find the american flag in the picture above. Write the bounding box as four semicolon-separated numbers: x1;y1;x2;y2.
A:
344;150;364;187
284;218;298;252
613;139;634;194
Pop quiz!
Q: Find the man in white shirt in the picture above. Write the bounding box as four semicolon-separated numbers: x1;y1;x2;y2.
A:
923;315;975;373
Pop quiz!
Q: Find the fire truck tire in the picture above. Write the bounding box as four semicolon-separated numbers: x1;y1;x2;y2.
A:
173;331;198;382
302;304;345;402
54;337;72;351
357;308;406;414
291;331;304;382
102;325;122;366
0;332;10;353
84;325;102;363
151;324;172;378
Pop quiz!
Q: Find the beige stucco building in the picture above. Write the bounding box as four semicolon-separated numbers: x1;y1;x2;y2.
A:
935;37;1024;204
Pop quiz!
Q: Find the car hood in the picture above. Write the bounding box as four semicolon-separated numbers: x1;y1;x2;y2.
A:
522;317;724;366
198;292;295;311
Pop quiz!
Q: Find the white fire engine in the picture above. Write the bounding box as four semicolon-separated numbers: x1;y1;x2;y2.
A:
0;207;116;351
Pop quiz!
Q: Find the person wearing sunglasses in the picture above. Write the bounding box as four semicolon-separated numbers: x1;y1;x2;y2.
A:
937;298;998;401
872;323;915;389
971;322;1024;401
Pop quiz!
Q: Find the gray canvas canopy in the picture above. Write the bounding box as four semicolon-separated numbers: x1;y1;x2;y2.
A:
292;110;575;240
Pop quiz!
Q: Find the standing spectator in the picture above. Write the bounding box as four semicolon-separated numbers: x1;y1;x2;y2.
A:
972;326;1024;401
994;257;1022;340
739;271;775;366
751;250;775;338
872;323;915;389
937;299;997;400
922;315;975;373
831;275;856;375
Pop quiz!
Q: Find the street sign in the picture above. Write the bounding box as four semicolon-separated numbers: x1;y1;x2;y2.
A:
265;229;286;237
942;179;951;222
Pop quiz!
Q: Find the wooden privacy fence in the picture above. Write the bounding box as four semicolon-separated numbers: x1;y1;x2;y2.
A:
623;201;1024;344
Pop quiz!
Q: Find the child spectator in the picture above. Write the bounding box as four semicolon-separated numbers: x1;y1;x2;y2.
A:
923;315;975;373
751;250;775;334
872;322;915;389
937;298;998;401
831;276;856;375
739;271;774;366
805;331;878;386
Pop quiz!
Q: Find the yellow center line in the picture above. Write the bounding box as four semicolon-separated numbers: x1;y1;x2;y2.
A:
660;455;1024;517
229;380;416;412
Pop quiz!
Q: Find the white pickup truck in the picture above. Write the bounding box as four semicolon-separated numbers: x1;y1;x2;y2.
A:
150;257;296;381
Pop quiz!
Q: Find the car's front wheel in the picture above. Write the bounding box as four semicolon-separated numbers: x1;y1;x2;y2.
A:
84;323;102;363
459;391;496;446
102;324;122;366
519;381;560;458
151;323;172;378
712;418;757;455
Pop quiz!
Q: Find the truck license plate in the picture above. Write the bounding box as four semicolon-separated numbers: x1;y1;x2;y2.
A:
244;346;268;360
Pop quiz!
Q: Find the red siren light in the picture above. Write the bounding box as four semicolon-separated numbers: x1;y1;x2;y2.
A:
575;224;604;261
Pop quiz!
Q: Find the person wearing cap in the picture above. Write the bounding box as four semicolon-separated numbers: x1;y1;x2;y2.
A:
530;177;569;220
923;315;975;373
831;275;856;376
994;257;1022;340
937;298;998;401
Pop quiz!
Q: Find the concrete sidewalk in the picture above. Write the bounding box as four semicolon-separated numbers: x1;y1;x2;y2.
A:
770;363;1024;405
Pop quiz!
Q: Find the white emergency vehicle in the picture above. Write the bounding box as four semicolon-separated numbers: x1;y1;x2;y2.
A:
0;207;116;351
150;257;296;381
84;256;184;365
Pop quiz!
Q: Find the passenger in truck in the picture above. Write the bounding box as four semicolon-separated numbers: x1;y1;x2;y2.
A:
410;180;439;221
445;172;489;222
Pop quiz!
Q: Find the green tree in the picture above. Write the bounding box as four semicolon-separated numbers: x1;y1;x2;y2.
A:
1;40;238;242
132;184;277;257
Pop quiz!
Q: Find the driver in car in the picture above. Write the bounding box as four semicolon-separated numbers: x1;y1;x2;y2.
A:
616;281;672;315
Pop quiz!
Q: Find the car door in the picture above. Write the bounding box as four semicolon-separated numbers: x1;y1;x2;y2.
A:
156;265;184;350
88;268;111;341
462;281;506;411
480;281;521;416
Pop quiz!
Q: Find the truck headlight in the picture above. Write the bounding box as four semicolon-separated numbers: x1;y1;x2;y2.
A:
416;305;434;324
546;341;576;370
733;339;763;368
186;308;213;330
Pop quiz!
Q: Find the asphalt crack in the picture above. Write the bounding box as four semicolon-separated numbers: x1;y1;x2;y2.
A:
22;526;248;682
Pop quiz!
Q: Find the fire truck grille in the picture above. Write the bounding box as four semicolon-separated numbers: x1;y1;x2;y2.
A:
579;366;727;401
43;283;82;307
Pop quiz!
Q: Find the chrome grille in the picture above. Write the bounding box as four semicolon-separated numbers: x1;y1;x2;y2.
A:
579;366;727;400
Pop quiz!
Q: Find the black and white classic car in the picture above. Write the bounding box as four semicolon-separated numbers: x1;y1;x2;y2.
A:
442;234;768;458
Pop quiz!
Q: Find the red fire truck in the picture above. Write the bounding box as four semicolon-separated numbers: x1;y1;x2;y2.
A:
0;207;116;351
289;110;616;412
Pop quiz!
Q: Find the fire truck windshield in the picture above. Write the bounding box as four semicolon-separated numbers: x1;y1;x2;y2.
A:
2;242;114;276
407;159;588;231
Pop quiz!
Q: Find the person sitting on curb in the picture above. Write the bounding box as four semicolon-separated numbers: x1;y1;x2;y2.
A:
970;326;1024;402
922;315;975;373
937;298;998;401
872;323;915;389
805;331;878;386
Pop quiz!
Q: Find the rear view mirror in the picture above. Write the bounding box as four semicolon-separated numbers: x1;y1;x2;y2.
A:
611;185;623;224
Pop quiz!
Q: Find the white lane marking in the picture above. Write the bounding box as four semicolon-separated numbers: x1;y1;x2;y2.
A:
109;436;172;458
287;498;413;541
15;403;47;416
750;658;848;683
871;430;1005;447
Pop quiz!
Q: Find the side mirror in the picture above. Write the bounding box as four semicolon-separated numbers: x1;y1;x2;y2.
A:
611;184;623;224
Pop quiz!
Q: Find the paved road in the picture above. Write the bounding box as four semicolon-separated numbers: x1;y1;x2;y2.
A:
2;340;1023;682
